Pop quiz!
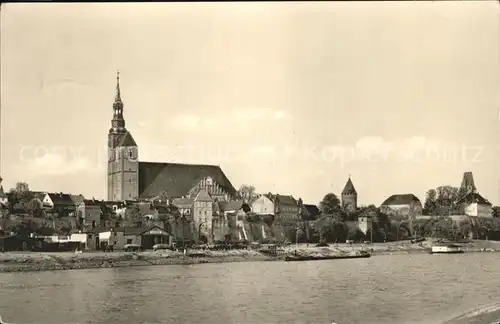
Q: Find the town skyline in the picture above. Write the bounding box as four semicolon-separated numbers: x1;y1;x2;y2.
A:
1;2;499;205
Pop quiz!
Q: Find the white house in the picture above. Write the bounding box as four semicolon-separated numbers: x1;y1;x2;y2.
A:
251;195;275;215
97;226;173;250
459;192;493;218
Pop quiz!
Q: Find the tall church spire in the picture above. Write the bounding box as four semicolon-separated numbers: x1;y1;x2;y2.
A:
110;70;126;133
115;70;122;104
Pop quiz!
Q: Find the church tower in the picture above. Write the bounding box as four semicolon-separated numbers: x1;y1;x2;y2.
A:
107;71;139;201
341;175;358;213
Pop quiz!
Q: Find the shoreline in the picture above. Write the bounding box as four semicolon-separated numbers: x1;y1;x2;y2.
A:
2;241;499;273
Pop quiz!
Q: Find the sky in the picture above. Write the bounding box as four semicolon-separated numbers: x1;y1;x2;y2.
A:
1;2;499;206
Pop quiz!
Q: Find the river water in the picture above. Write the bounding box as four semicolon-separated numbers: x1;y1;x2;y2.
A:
1;253;499;324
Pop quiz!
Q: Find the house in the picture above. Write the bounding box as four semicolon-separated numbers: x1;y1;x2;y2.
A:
218;200;250;216
67;230;97;250
96;225;173;250
300;202;321;221
458;192;493;218
77;200;102;228
172;198;194;219
212;200;252;241
270;194;300;223
250;193;300;223
251;194;275;215
379;194;423;219
42;192;78;217
70;194;85;206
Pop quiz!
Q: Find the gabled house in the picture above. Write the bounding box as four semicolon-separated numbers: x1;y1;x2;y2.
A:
251;194;276;215
172;198;194;219
70;194;85;206
250;193;300;223
380;194;423;219
269;194;300;223
458;192;493;218
42;192;78;217
300;203;321;221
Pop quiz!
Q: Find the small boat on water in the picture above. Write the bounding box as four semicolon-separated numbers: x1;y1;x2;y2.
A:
430;244;464;254
285;251;371;262
0;316;14;324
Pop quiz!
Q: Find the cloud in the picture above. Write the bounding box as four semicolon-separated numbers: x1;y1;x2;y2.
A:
170;108;293;131
23;153;93;176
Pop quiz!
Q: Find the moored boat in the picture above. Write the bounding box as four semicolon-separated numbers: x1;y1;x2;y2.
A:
430;244;464;254
285;250;371;262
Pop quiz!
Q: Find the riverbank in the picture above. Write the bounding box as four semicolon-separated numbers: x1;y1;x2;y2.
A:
2;240;500;273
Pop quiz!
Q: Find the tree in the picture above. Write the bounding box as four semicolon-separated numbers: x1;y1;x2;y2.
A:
436;186;460;213
319;193;341;215
7;181;35;212
423;189;438;215
238;185;257;202
124;205;143;227
26;198;43;218
313;214;347;243
492;206;500;218
423;185;463;216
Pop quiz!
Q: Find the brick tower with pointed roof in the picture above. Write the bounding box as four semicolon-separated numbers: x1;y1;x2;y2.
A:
460;172;477;195
341;176;358;213
107;71;139;201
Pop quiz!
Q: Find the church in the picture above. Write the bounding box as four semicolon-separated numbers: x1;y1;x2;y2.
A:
107;72;238;202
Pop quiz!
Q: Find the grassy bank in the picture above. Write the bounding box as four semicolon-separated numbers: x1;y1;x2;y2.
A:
2;240;500;273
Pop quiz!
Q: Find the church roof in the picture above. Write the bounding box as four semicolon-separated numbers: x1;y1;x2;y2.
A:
342;178;357;195
138;162;237;199
118;131;137;147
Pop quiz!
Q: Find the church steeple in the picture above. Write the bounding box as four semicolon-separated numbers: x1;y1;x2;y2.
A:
115;70;122;104
110;70;126;133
